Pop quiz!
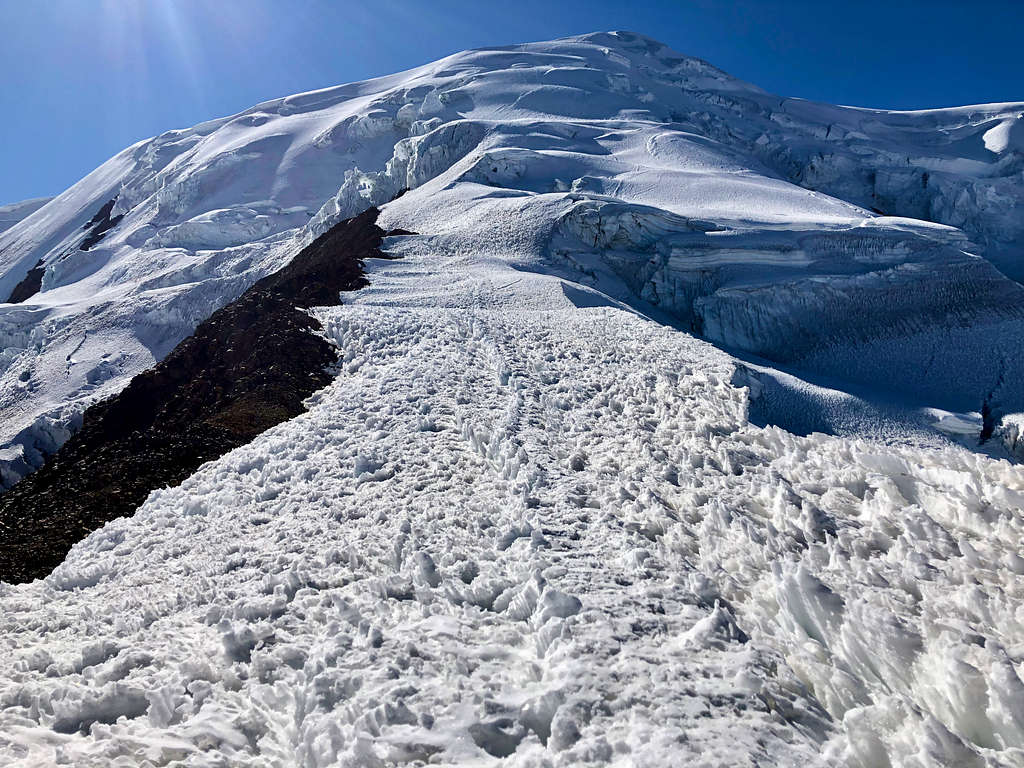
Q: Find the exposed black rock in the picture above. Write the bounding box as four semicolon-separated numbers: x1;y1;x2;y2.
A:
80;197;124;251
6;259;44;303
3;198;126;304
0;207;399;584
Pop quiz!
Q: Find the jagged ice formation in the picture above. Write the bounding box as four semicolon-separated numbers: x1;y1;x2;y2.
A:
0;31;1023;766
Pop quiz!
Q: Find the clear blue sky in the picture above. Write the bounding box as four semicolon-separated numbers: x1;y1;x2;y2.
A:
1;0;1021;203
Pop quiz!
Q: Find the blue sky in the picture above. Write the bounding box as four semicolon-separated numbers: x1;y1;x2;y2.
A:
1;0;1021;203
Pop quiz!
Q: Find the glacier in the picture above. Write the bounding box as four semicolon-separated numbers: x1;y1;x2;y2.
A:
0;198;52;235
0;32;1022;486
1;30;1023;766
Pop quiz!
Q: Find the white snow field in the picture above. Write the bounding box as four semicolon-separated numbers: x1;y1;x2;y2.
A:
1;30;1024;766
0;199;52;236
1;31;1024;486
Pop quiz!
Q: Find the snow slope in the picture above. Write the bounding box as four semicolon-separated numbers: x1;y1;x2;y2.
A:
0;32;1022;487
2;185;1024;766
0;197;52;235
1;30;1024;766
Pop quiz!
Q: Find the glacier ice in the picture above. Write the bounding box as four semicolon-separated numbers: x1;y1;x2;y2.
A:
1;30;1023;766
1;31;1022;482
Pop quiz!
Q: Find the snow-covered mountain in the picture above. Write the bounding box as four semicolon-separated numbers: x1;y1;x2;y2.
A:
0;196;52;234
1;31;1023;766
1;32;1023;489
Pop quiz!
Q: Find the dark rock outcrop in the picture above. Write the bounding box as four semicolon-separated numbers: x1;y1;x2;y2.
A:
0;207;398;584
6;259;44;303
80;198;124;251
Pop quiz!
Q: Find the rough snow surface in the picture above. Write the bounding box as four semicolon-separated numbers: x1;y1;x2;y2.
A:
2;226;1024;766
1;30;1024;767
1;31;1023;484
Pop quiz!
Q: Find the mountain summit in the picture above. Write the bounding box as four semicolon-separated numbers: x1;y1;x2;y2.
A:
1;32;1023;766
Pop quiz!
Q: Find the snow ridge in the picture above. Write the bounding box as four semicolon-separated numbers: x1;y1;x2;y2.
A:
0;197;52;235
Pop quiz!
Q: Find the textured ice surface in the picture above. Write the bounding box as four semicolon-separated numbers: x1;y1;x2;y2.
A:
1;31;1024;766
1;33;1023;486
2;221;1023;765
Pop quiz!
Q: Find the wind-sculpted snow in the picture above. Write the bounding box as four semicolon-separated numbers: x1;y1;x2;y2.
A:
1;31;1022;484
1;30;1024;765
0;197;52;235
2;235;1023;765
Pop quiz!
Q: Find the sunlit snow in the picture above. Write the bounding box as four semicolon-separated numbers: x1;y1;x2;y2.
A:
1;31;1023;766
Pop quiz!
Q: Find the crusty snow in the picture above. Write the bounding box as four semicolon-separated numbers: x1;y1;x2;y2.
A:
1;30;1024;766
